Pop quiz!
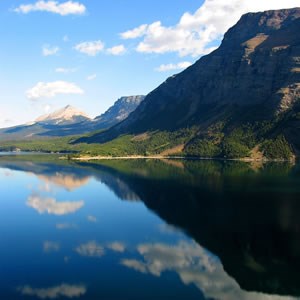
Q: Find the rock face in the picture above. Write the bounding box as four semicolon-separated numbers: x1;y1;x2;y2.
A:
85;8;300;151
93;95;145;129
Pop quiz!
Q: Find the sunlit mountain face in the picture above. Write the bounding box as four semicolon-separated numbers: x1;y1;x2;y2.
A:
0;156;299;299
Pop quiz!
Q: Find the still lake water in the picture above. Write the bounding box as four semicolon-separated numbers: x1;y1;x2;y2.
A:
0;157;300;300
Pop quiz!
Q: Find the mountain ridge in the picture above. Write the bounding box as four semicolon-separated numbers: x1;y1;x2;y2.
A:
0;95;144;141
77;7;300;160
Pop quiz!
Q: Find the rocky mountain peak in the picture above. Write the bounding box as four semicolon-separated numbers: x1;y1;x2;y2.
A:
222;8;300;48
94;95;145;125
35;105;91;125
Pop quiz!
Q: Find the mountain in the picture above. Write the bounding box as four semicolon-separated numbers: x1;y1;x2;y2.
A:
93;95;145;129
35;105;90;125
80;8;300;160
0;96;144;141
0;105;91;141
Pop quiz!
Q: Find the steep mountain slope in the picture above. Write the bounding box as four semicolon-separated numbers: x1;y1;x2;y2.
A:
0;96;144;141
80;8;300;159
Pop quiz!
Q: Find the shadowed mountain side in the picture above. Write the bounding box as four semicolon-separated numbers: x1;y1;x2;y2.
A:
72;159;300;297
77;8;300;155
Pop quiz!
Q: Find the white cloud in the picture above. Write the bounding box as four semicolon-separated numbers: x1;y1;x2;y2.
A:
74;40;104;56
120;0;300;57
75;241;105;257
27;194;84;215
121;24;148;39
18;284;86;299
42;45;59;56
26;81;84;100
86;74;97;81
14;1;86;16
155;61;192;72
55;67;76;73
107;44;126;55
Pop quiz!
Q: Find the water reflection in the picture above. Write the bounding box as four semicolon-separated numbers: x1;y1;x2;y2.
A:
75;241;127;258
56;223;77;230
37;174;90;191
75;241;105;257
18;284;87;299
27;194;84;215
121;241;296;300
43;241;60;253
76;159;300;298
0;157;300;299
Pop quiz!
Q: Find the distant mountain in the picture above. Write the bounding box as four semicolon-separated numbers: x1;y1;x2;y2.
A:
35;105;90;125
0;105;92;141
79;8;300;159
0;96;144;141
93;95;145;129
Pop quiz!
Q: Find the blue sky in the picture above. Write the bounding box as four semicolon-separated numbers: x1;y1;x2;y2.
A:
0;0;299;127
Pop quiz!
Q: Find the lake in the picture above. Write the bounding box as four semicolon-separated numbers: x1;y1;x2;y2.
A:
0;157;299;299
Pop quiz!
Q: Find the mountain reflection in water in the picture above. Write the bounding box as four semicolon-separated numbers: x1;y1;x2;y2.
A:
0;157;299;299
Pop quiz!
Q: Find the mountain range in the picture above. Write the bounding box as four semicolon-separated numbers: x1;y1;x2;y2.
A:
0;95;144;141
77;8;300;160
1;8;299;160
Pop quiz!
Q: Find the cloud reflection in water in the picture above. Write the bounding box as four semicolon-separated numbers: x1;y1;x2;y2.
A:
121;240;298;300
18;284;86;299
27;194;84;216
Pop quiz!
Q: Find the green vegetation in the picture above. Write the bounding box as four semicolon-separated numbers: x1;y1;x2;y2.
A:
221;140;250;158
221;128;256;158
261;135;293;160
0;129;194;157
184;139;221;157
184;127;256;159
0;121;295;161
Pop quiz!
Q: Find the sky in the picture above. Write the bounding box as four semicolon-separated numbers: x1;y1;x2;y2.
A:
0;0;299;127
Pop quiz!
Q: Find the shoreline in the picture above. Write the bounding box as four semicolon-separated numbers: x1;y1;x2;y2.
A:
69;155;295;163
0;151;295;163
